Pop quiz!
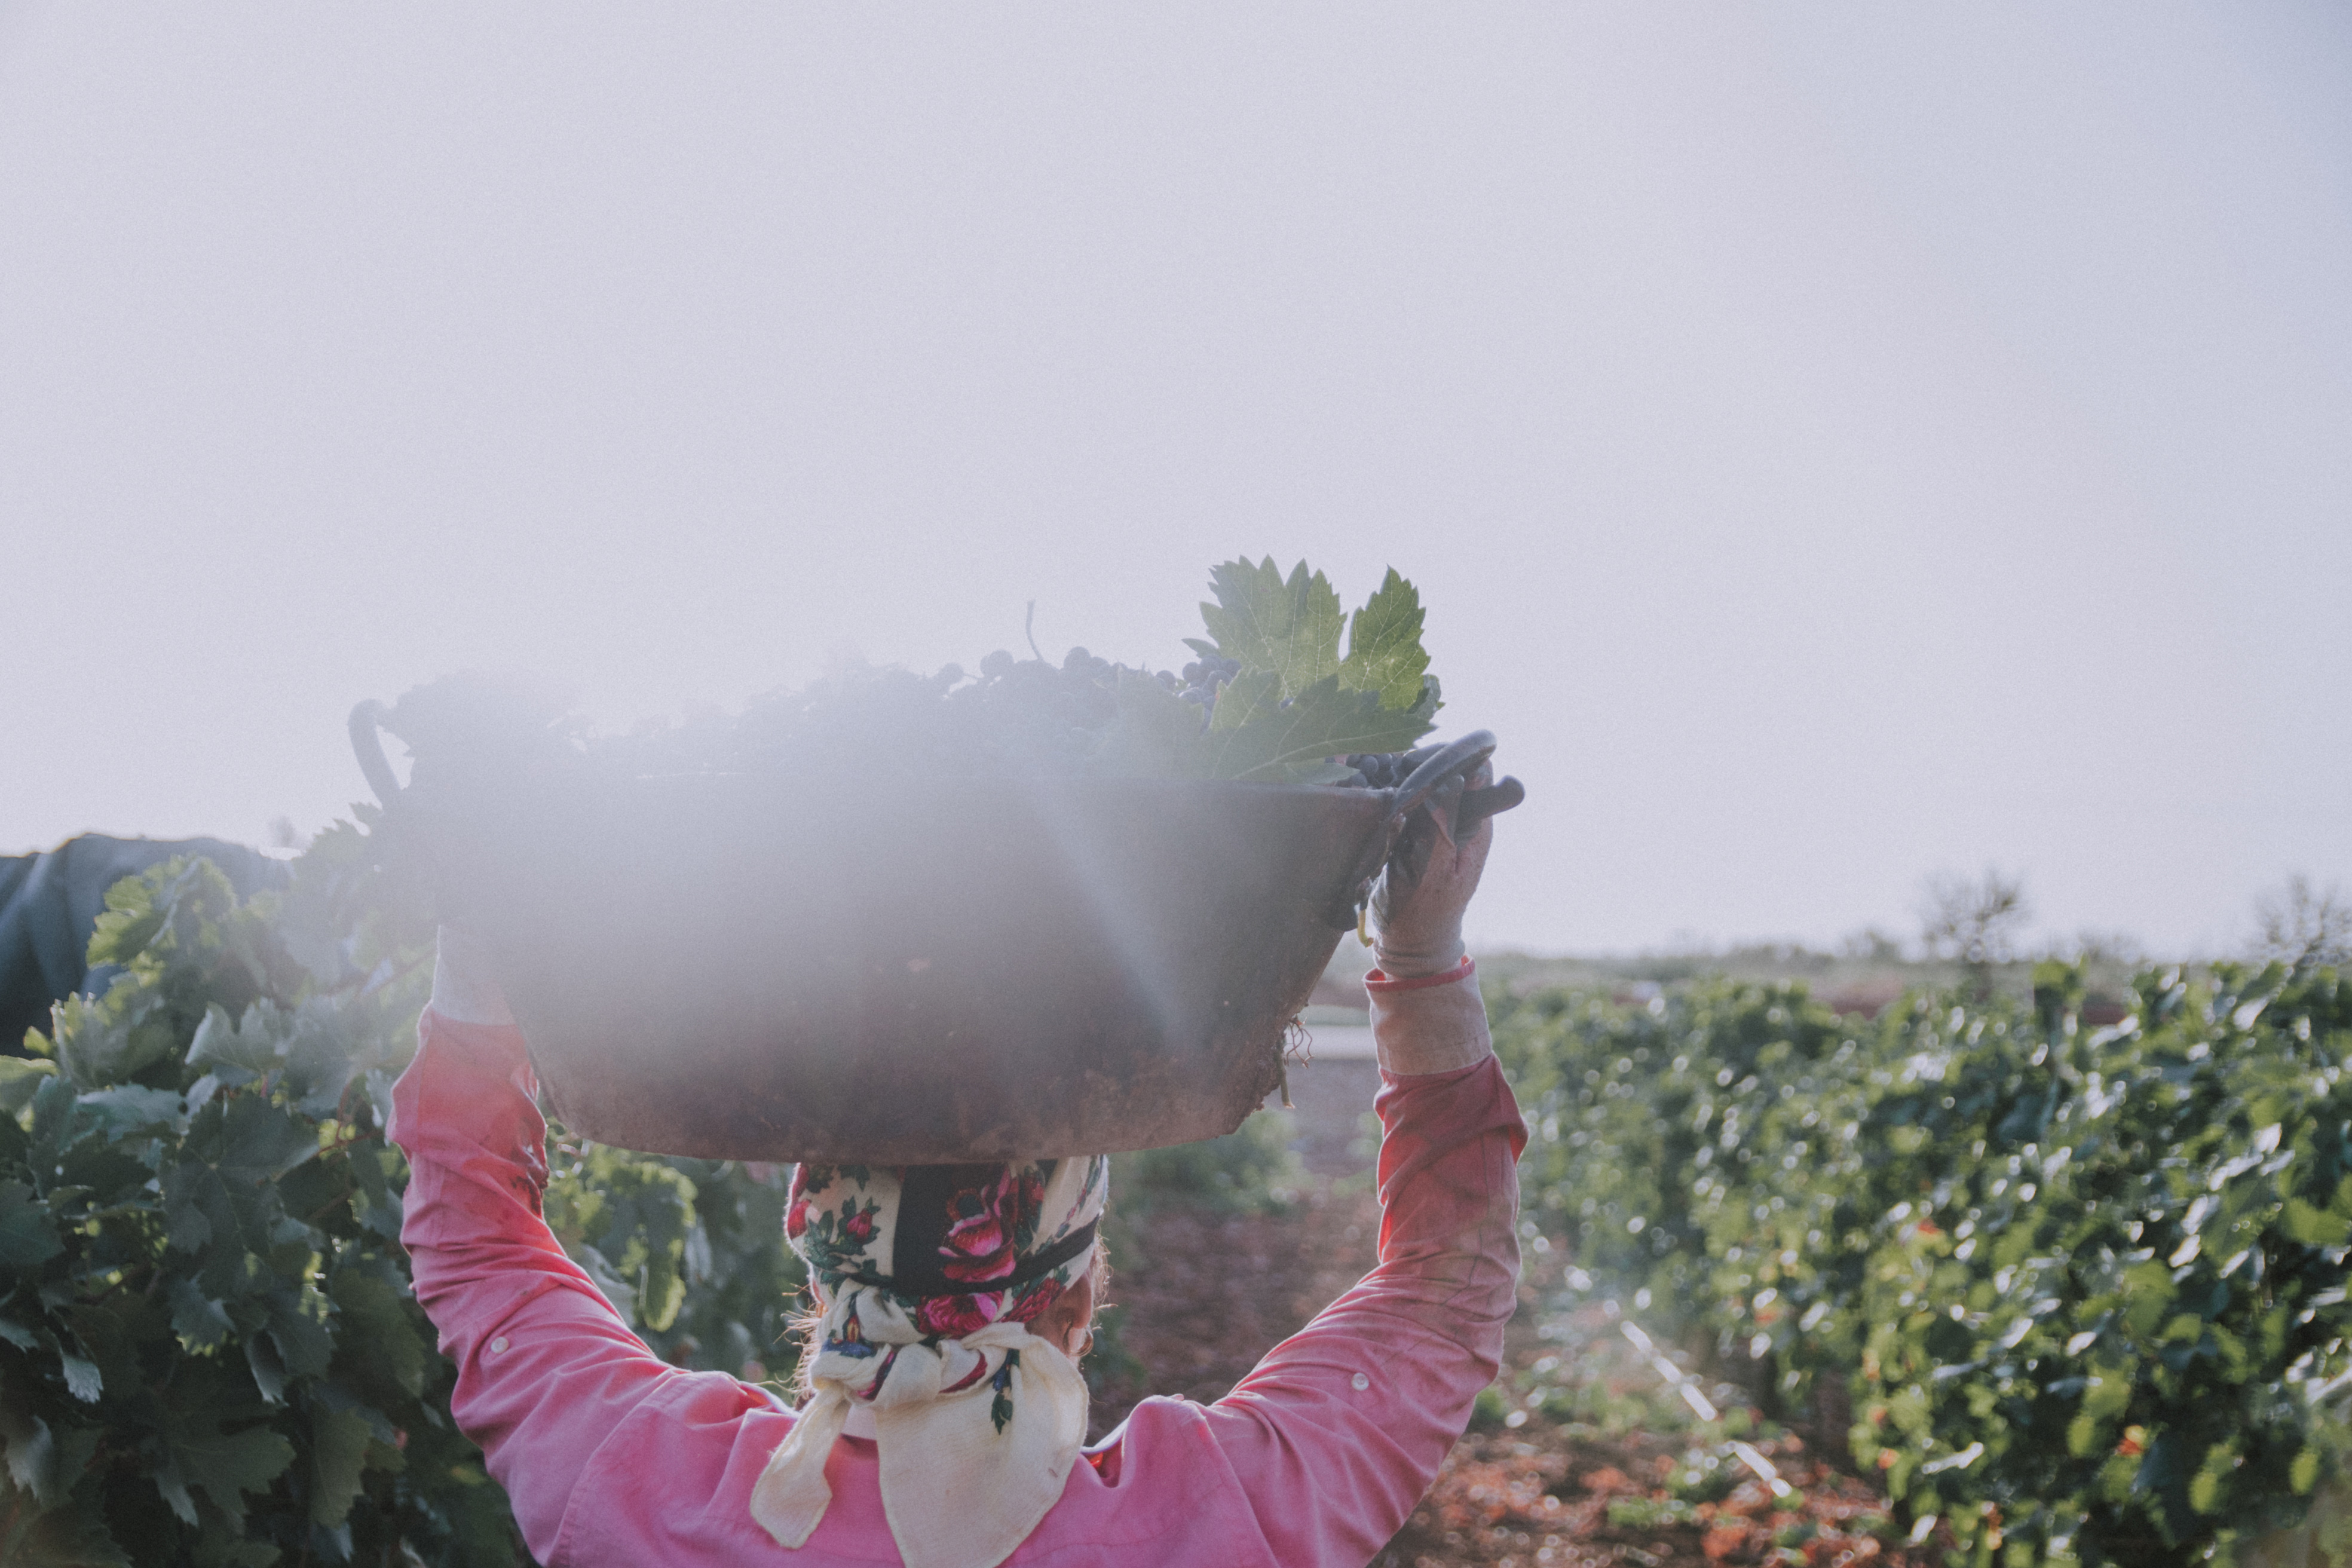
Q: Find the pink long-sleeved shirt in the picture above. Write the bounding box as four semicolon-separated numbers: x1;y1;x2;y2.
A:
388;988;1524;1567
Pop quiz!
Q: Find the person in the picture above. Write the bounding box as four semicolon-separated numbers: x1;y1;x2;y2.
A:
388;774;1526;1567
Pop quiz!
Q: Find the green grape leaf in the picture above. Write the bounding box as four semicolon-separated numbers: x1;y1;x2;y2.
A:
25;1075;75;1171
1337;568;1432;710
185;1005;280;1086
307;1405;373;1528
265;1290;334;1382
75;1086;186;1141
243;1334;287;1407
564;1156;697;1334
347;1144;405;1242
166;1280;235;1353
1200;674;1441;783
81;879;168;972
56;1355;100;1405
160;1165;215;1254
1195;558;1345;700
2284;1198;2350;1248
187;1094;318;1191
0;1183;62;1272
1207;669;1282;733
277;1003;364;1117
1172;559;1444;779
0;1475;131;1568
53;1002;170;1093
0;1403;56;1506
0;1059;56;1117
330;1269;427;1401
152;1419;293;1526
560;1241;638;1325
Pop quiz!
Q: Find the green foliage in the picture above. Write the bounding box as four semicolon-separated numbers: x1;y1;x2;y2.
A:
1337;568;1436;712
1185;558;1433;723
1607;1494;1700;1530
0;848;809;1565
1498;964;2352;1565
1197;673;1441;785
0;854;509;1566
1110;1110;1304;1218
540;1140;804;1382
1110;557;1442;783
1191;557;1350;700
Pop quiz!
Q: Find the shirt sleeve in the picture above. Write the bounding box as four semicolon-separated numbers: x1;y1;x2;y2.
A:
386;1008;771;1561
1197;969;1527;1566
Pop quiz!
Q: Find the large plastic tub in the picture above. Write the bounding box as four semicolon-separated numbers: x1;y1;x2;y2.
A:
354;709;1508;1162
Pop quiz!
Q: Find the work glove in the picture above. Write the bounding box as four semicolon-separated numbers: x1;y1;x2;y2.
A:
1369;761;1496;978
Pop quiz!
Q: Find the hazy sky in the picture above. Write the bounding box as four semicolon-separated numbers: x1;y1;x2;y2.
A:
4;3;2347;957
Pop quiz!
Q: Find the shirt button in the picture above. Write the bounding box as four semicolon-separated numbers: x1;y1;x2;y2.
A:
1350;1373;1370;1392
490;1337;510;1355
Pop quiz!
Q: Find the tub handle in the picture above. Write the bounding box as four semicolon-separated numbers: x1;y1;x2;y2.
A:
348;701;402;807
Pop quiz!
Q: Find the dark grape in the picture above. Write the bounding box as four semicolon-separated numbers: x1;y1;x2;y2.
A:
583;640;1412;789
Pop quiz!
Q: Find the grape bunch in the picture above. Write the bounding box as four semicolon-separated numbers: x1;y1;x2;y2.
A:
592;641;1417;788
696;643;1245;778
956;645;1128;766
398;642;1422;791
384;557;1447;792
1175;654;1242;722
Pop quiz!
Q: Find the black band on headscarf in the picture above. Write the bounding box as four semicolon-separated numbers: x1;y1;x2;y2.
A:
837;1220;1098;1301
828;1160;1100;1301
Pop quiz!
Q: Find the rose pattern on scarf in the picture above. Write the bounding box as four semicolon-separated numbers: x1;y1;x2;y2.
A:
914;1290;1002;1340
1004;1275;1064;1326
940;1165;1045;1283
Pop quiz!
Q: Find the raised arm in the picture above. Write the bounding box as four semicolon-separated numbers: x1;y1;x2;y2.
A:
387;936;741;1558
1196;767;1527;1565
1196;968;1524;1564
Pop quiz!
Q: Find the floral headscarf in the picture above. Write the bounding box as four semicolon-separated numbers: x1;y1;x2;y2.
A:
750;1156;1110;1568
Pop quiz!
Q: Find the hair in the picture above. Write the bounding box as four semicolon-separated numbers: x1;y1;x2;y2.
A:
1073;1240;1113;1358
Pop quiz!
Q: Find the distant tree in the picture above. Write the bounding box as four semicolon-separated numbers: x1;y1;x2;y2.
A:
1918;868;2031;997
1837;927;1906;964
2049;929;2145;967
2254;875;2350;971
